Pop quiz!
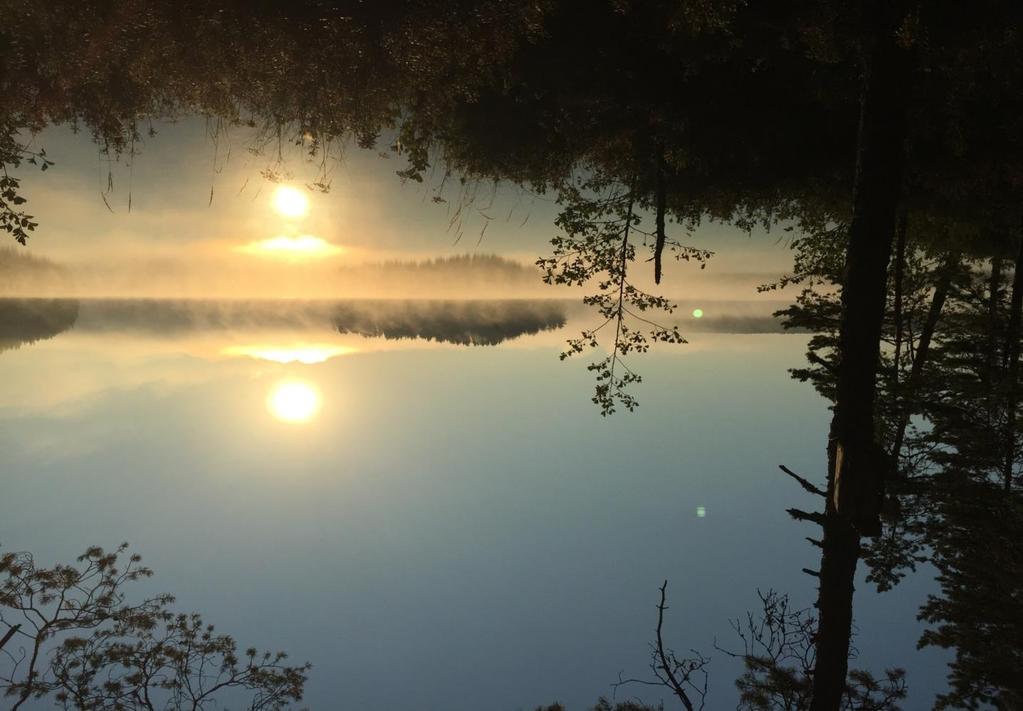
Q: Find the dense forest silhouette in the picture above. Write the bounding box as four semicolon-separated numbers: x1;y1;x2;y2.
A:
0;298;568;347
2;0;1023;708
759;232;1023;709
331;299;566;345
0;298;77;352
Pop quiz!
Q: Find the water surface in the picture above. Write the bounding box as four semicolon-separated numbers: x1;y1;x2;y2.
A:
0;299;945;709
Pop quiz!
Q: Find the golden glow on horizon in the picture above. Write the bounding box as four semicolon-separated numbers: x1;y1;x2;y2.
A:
223;343;355;364
272;186;310;218
692;308;704;319
266;380;321;423
237;235;345;259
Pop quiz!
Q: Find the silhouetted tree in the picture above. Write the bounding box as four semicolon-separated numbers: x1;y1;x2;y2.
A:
614;582;905;711
917;483;1023;710
612;581;709;711
0;544;309;710
539;173;708;413
777;231;1023;706
723;589;906;711
0;123;49;245
536;701;662;711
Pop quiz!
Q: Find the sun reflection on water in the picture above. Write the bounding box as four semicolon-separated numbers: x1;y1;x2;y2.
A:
266;380;321;423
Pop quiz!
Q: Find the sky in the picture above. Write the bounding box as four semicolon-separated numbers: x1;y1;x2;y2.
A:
8;119;798;300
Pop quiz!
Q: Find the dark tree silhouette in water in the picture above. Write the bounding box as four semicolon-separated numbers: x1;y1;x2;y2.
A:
536;701;663;711
769;219;974;591
0;123;50;246
0;297;566;348
332;299;566;346
724;590;906;711
539;174;709;414
776;226;1023;706
0;298;78;352
611;581;710;711
611;582;905;711
0;544;308;710
917;483;1023;710
904;254;1023;709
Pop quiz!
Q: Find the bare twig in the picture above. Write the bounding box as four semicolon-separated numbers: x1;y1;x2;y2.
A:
779;465;826;497
654;581;696;711
787;508;826;526
0;624;19;652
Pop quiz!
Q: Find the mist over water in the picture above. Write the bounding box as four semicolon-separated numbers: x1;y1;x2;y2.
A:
0;248;563;300
0;295;798;353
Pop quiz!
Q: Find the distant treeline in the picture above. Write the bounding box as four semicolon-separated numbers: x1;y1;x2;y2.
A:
0;297;78;351
0;297;568;347
333;299;567;345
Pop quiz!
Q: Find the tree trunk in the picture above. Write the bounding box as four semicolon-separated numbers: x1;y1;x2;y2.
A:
654;151;668;285
890;250;959;461
810;2;912;709
984;257;1003;413
1003;239;1023;491
892;212;908;387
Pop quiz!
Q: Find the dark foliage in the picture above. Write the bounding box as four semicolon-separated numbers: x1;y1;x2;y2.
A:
0;544;309;710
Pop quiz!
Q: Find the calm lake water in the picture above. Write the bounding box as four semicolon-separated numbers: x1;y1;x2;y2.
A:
0;298;947;709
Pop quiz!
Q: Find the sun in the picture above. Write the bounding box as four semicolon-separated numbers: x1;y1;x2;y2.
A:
266;380;321;423
272;185;310;218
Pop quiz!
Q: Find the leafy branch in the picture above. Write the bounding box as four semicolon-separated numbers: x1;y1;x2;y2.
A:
539;172;710;415
1;122;53;246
